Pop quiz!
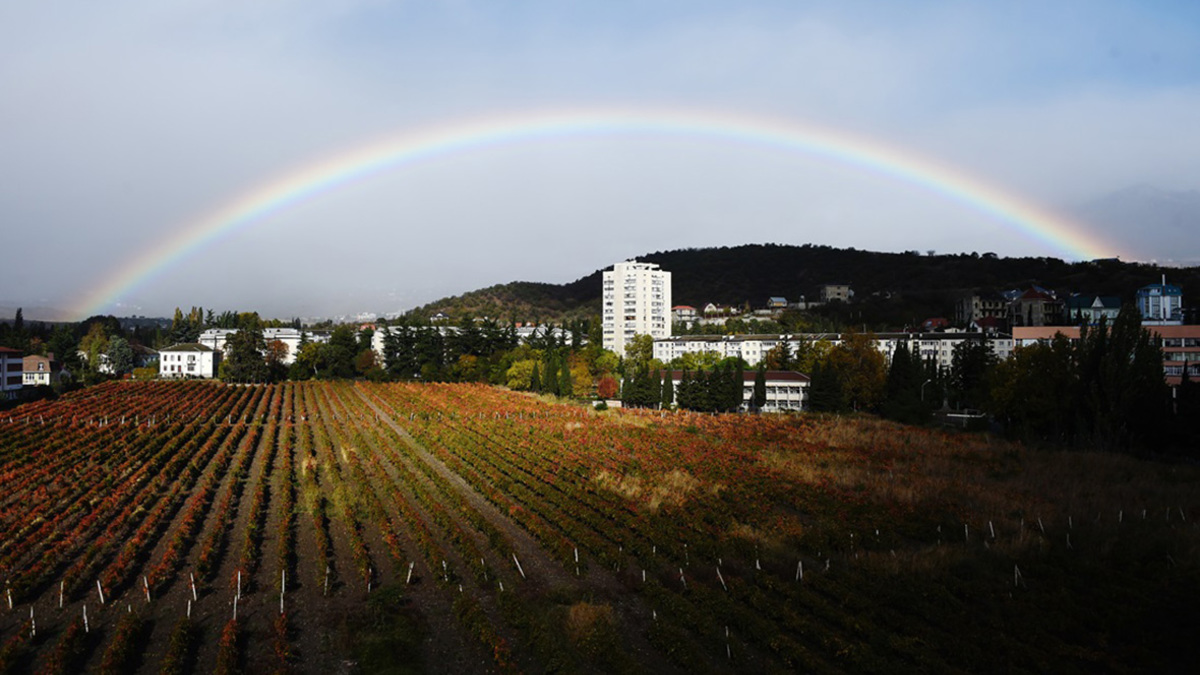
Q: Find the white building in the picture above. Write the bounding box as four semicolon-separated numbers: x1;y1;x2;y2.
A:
663;369;810;412
22;354;67;387
199;327;318;365
654;332;1012;371
159;343;220;379
0;347;22;399
602;260;672;355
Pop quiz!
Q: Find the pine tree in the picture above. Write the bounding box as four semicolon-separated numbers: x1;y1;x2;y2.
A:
661;372;675;409
753;365;767;410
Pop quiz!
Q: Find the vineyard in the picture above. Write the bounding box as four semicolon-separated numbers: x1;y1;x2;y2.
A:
1;380;1198;673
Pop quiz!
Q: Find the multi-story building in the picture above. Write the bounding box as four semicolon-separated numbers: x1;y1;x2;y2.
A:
1013;325;1200;386
819;283;853;303
955;292;1008;327
653;332;1012;372
199;327;321;365
159;343;220;379
0;347;22;399
1009;287;1064;327
665;369;810;412
602;261;671;355
1137;277;1183;324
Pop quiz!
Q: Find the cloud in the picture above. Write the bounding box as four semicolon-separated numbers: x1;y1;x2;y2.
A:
2;1;1197;317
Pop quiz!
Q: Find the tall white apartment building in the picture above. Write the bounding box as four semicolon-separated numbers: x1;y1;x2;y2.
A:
602;261;672;355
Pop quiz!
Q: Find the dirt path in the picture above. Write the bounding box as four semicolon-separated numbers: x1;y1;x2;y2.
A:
353;385;678;673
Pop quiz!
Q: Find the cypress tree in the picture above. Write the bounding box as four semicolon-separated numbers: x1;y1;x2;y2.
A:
753;365;767;410
661;372;675;409
530;362;542;392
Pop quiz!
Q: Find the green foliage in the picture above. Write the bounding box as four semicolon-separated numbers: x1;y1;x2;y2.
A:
752;365;767;409
104;336;135;376
221;322;271;383
991;308;1169;452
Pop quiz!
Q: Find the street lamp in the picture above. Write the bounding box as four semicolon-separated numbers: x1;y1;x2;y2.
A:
921;379;932;402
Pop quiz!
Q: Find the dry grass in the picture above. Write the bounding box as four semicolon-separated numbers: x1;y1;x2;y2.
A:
564;602;615;645
592;468;703;512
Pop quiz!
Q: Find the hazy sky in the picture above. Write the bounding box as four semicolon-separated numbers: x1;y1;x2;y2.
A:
3;1;1199;319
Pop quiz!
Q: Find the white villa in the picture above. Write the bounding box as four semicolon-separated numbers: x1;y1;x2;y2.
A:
159;343;220;379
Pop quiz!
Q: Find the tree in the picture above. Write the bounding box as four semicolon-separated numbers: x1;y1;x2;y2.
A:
949;339;997;411
597;375;619;400
222;325;270;383
882;341;927;424
506;359;538;390
265;340;289;381
752;365;767;410
824;332;886;412
623;334;655;376
661;372;675;409
105;336;135;376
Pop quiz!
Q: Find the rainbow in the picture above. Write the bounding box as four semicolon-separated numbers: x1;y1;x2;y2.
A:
72;107;1124;318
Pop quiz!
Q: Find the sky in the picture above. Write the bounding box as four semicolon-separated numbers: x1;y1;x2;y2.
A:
3;0;1200;319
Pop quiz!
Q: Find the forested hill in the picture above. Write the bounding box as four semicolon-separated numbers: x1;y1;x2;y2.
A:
409;244;1200;325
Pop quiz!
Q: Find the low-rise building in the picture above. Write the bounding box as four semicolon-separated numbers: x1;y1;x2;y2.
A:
22;354;67;387
199;327;319;365
1063;295;1121;325
665;369;810;412
1009;287;1064;327
159;343;220;379
955;292;1008;327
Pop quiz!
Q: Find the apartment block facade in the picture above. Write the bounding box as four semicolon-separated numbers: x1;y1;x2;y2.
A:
602;261;671;355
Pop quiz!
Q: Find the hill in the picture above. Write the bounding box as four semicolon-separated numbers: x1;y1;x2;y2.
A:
409;243;1200;326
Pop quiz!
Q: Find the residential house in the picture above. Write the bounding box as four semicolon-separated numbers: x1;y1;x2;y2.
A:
819;283;853;303
22;354;67;387
1009;287;1064;327
159;343;220;379
1063;295;1121;325
955;292;1008;327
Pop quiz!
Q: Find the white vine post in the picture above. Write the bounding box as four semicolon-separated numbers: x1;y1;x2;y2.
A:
281;570;286;615
30;606;35;638
512;554;526;580
83;604;88;633
233;595;238;621
59;581;64;609
7;587;12;609
144;575;151;603
324;566;330;596
237;571;242;601
96;580;106;605
187;599;192;619
406;562;414;585
679;568;687;590
190;573;198;601
574;548;580;577
796;560;803;582
716;566;727;592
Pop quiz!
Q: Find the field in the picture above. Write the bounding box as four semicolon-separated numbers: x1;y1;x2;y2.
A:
0;380;1197;674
